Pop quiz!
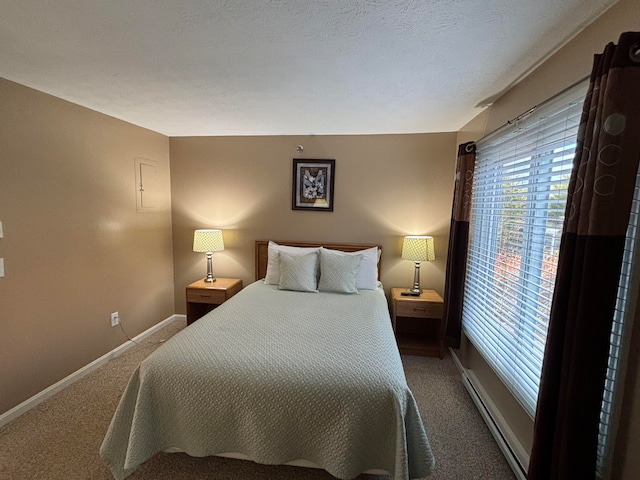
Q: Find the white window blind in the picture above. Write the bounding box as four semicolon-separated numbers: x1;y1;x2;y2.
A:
597;165;640;479
462;81;588;416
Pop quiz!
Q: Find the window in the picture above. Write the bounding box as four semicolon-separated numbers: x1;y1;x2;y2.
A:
597;166;640;479
462;81;588;417
463;79;638;478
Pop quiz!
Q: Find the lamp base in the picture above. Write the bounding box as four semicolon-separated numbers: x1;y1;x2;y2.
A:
401;290;421;296
204;253;216;283
402;262;423;296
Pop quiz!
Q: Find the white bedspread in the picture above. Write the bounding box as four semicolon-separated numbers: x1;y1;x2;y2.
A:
100;280;434;479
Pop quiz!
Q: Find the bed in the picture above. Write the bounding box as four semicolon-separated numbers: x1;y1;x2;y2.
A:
100;240;435;479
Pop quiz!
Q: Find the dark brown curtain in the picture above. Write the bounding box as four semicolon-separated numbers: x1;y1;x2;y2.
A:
528;32;640;479
443;141;476;349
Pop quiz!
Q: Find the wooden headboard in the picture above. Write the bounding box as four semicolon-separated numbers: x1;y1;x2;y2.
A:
255;240;382;281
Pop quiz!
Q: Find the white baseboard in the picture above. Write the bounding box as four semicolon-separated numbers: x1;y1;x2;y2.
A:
0;314;185;428
449;347;529;480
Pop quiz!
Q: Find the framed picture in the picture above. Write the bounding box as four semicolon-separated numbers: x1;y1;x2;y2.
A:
292;158;335;211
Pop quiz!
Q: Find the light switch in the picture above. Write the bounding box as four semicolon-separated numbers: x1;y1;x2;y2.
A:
0;258;4;277
0;221;3;238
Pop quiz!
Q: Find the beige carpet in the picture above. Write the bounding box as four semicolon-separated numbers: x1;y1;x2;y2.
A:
0;319;516;479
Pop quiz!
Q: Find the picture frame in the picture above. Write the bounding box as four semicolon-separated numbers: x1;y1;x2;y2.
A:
292;158;335;211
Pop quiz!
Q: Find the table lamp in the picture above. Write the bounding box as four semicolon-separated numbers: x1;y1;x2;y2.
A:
193;229;225;282
401;235;435;296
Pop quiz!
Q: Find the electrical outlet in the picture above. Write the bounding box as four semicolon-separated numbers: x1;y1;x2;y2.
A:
110;312;119;327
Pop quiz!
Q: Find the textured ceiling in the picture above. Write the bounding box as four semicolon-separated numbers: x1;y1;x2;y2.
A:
0;0;617;136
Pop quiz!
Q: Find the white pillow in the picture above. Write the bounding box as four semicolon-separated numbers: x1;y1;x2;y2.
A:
264;241;320;285
278;251;319;293
356;246;380;290
318;249;363;294
319;246;379;290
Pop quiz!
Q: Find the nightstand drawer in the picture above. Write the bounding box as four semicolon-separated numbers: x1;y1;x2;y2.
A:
395;301;443;319
186;289;226;304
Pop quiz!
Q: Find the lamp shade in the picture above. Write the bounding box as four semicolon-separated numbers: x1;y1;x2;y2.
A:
402;235;435;262
193;229;225;253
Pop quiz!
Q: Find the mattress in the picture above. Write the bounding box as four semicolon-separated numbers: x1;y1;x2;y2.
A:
100;280;434;479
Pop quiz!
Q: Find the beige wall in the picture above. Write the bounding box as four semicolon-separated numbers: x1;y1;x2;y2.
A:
455;0;640;476
170;133;457;313
456;109;489;146
0;78;175;415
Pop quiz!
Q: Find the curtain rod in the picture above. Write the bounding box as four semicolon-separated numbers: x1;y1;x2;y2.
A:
478;74;590;145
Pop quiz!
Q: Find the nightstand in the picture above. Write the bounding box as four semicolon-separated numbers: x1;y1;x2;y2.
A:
186;278;243;325
390;288;444;358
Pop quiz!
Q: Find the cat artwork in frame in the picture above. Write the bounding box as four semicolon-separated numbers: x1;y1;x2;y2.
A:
292;158;335;212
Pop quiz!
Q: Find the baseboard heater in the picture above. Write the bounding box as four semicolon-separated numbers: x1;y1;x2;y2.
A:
452;350;529;480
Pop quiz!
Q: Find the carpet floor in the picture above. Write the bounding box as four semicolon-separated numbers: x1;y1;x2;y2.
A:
0;319;516;479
